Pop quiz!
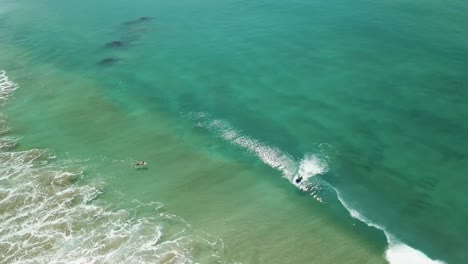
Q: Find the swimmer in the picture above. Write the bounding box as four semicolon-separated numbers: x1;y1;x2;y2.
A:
133;161;147;166
295;176;303;184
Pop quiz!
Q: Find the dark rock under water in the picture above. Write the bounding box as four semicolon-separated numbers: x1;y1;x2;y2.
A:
97;57;120;66
104;40;125;48
123;16;152;25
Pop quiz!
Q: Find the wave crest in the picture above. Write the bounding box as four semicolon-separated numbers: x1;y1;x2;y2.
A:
336;192;445;264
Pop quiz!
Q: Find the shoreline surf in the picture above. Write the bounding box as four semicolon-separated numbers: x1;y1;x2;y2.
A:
0;71;235;264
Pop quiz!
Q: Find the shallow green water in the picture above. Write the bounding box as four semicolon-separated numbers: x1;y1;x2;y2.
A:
1;0;468;263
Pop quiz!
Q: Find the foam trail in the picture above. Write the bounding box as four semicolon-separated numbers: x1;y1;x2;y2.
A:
190;112;330;202
0;73;234;264
190;112;445;264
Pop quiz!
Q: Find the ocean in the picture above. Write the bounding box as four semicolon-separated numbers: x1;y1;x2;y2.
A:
1;0;467;263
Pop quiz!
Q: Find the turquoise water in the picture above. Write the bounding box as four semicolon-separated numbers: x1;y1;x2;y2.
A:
1;0;468;263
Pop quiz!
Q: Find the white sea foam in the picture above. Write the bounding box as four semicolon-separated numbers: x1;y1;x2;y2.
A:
298;154;327;183
0;73;232;264
190;111;445;264
0;70;19;105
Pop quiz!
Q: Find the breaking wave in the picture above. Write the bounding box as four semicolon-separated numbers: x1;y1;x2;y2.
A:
337;193;445;264
189;111;445;264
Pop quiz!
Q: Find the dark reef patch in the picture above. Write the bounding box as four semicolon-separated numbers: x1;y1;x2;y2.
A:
123;16;152;25
104;40;126;48
97;57;120;66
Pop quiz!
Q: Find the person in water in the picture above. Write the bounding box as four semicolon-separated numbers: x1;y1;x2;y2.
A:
133;161;147;166
295;176;303;184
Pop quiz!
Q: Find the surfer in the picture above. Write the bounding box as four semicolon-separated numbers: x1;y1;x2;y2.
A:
295;176;303;184
133;161;147;166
